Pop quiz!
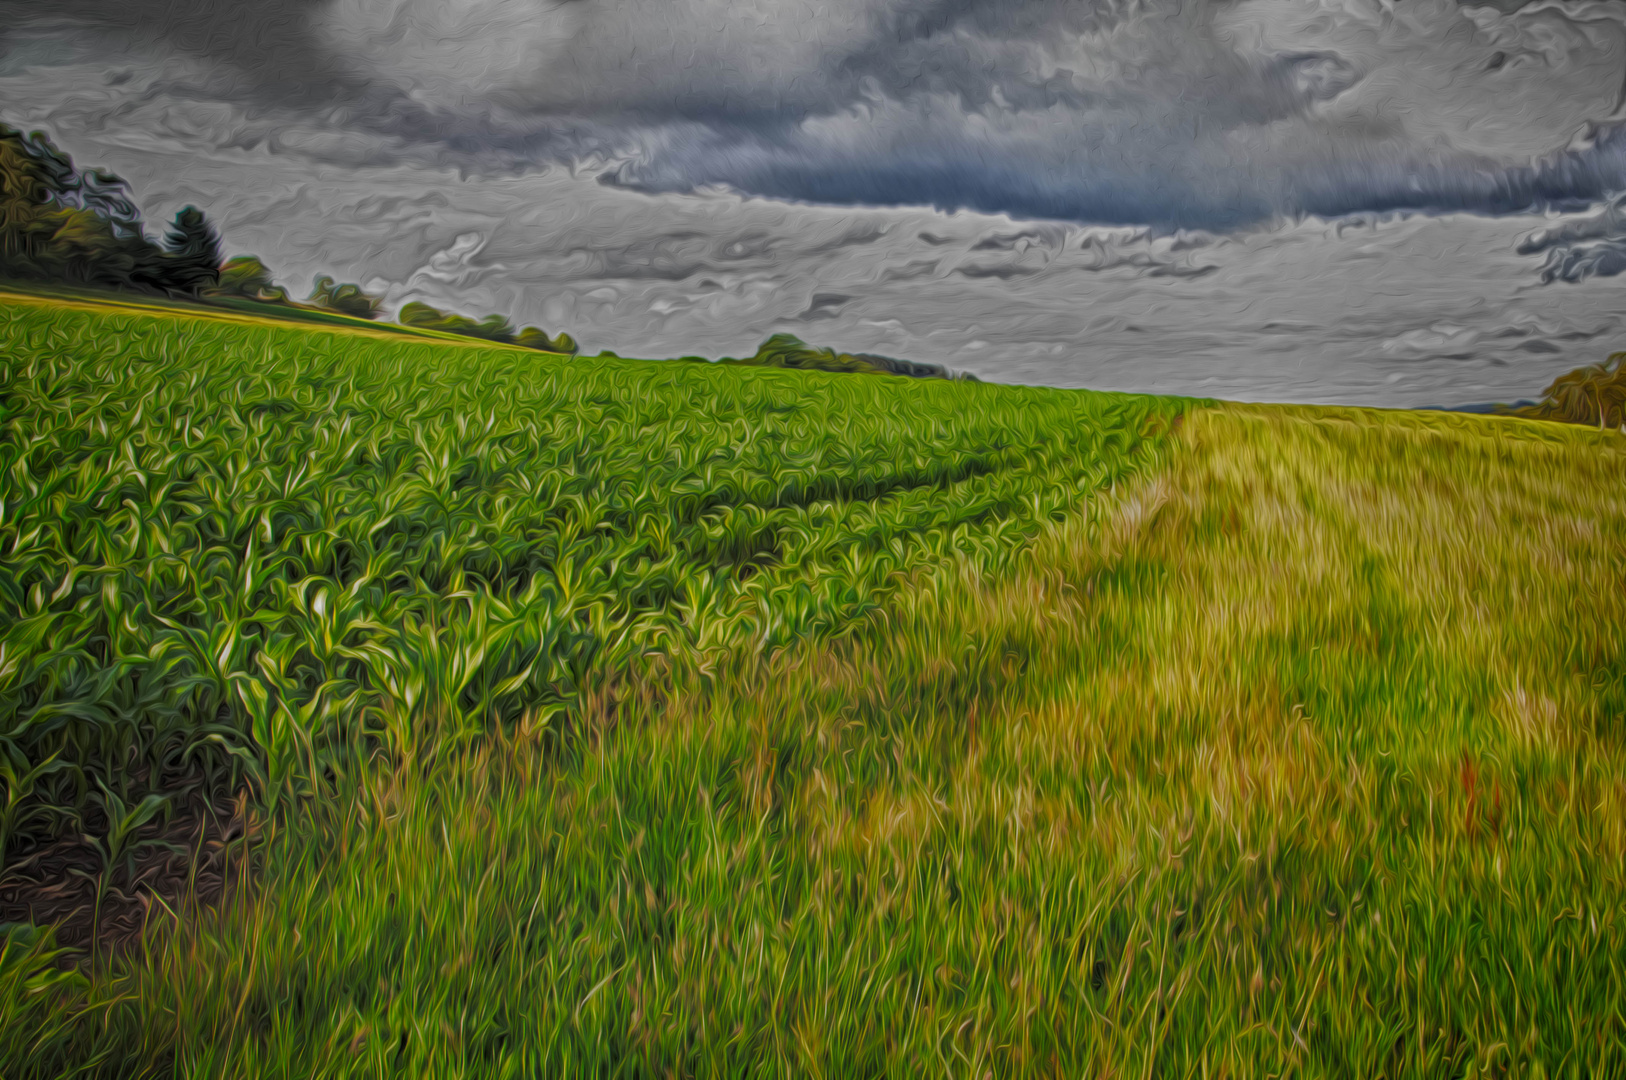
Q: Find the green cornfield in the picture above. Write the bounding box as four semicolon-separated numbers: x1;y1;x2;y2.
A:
2;292;1625;1078
0;295;1174;827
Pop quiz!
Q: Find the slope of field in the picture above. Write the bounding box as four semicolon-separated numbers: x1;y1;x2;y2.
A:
0;283;509;346
3;296;1625;1077
0;294;1176;917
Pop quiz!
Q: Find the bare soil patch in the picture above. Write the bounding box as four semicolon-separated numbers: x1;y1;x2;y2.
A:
0;784;260;960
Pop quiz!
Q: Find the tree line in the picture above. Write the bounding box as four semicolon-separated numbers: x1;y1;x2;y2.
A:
689;333;970;381
0;122;579;354
1;125;221;297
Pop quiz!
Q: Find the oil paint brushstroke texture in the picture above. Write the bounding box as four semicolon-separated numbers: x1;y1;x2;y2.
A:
3;0;1626;402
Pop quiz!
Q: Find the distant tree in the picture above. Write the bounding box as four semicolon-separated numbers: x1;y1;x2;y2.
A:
208;255;292;303
0;130;59;275
399;300;452;329
75;167;145;234
1;128;72;266
400;300;474;336
0;122;169;292
720;334;951;379
1513;351;1626;431
162;206;222;295
747;333;879;374
513;327;579;354
513;326;553;351
473;313;516;344
309;274;383;319
401;300;523;344
851;350;954;379
28;205;115;282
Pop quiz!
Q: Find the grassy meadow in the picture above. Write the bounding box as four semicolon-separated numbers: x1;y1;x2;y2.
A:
1;291;1624;1077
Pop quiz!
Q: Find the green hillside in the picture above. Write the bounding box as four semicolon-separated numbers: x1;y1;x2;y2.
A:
0;282;536;346
1;293;1623;1077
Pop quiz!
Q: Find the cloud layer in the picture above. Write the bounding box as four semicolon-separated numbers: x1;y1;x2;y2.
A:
1518;193;1626;281
6;0;1626;227
3;0;1626;407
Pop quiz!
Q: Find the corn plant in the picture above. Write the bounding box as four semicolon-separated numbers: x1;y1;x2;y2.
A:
0;298;1181;861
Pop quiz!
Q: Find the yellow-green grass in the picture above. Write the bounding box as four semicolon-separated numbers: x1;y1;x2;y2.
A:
0;283;532;347
3;296;1625;1077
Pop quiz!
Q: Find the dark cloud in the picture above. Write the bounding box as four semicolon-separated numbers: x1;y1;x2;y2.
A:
954;263;1045;280
558;232;722;281
6;0;1626;229
804;220;893;253
1538;241;1626;282
8;0;1622;410
0;0;336;100
970;227;1064;253
1517;193;1626;282
798;292;852;320
879;258;941;281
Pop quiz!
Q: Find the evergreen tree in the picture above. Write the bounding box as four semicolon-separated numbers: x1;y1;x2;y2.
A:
162;206;222;295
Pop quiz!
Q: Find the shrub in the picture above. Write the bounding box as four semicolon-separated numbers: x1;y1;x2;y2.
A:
718;334;952;379
207;255;293;304
515;325;578;354
401;301;533;345
308;275;383;320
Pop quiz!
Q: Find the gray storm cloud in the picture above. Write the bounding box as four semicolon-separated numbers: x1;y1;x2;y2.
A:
1517;193;1626;281
5;0;1626;226
3;0;1626;407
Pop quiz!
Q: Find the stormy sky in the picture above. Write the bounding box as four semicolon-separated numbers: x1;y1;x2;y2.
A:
4;0;1626;405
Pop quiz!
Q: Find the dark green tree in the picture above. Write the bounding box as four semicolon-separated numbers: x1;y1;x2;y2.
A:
162;206;222;295
207;255;292;303
309;274;383;319
747;333;877;374
0;123;166;291
400;300;519;344
515;326;578;354
513;326;552;351
720;334;950;379
472;313;516;344
399;300;455;329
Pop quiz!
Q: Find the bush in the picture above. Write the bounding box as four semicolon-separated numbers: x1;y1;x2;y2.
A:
514;325;577;354
308;275;383;320
207;255;293;304
718;333;952;379
400;301;519;344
